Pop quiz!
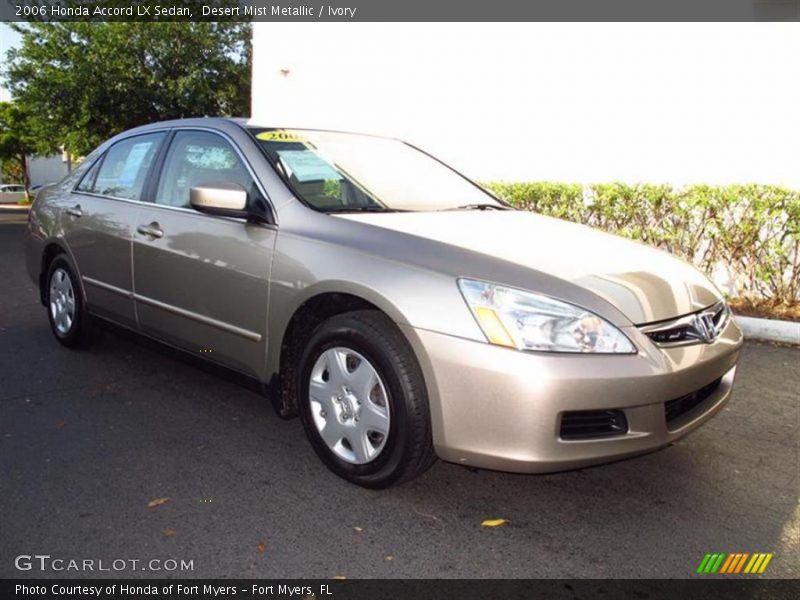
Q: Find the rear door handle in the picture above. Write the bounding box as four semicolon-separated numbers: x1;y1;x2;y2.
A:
137;222;164;239
66;205;82;218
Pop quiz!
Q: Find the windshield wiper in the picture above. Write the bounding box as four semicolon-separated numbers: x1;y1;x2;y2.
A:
323;206;407;214
442;203;512;211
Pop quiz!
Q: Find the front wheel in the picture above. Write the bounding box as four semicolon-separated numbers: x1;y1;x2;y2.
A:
297;310;436;488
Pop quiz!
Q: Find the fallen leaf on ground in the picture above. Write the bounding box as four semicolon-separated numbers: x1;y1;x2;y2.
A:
384;554;394;561
256;542;266;553
481;518;509;528
147;497;170;509
162;528;177;538
56;420;66;429
353;526;363;532
332;575;347;580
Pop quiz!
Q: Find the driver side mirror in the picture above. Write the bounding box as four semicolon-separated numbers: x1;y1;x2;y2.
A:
190;183;249;219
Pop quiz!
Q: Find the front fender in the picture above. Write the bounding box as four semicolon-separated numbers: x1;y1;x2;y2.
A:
264;232;485;380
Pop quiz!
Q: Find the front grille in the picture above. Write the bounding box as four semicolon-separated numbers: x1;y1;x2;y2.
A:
560;409;629;440
647;326;694;344
664;378;722;426
641;301;730;346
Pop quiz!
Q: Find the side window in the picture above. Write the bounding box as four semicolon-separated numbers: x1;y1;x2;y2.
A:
88;133;165;200
155;131;256;209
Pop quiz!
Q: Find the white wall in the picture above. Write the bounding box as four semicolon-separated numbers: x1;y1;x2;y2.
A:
252;23;800;187
29;155;70;187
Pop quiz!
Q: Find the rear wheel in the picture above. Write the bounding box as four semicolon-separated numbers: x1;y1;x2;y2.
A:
297;310;436;488
46;254;92;347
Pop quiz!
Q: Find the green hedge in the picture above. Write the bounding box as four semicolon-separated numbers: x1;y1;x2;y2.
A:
483;182;800;307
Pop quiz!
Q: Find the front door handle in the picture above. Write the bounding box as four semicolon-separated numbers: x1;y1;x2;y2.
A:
137;222;164;239
66;205;82;218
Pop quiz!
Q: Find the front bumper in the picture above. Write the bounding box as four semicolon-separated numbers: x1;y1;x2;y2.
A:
400;317;743;473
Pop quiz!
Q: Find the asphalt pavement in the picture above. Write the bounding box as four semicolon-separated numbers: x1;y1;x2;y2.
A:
1;206;797;579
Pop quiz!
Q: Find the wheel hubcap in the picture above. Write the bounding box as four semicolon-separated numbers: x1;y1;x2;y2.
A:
309;347;391;465
49;268;75;335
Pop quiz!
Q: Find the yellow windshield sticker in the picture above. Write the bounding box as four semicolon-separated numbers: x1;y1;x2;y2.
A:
256;130;305;143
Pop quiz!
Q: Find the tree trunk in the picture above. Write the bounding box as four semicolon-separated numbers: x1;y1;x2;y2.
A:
21;154;30;201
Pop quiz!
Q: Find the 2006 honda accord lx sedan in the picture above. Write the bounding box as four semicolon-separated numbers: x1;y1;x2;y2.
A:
25;118;743;487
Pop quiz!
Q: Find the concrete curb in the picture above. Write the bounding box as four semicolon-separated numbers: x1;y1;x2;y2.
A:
735;315;799;345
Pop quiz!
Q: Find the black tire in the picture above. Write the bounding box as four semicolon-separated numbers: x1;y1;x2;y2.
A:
297;310;436;488
45;253;92;348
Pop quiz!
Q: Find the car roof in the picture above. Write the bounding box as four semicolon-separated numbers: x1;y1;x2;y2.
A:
116;117;396;141
118;116;247;135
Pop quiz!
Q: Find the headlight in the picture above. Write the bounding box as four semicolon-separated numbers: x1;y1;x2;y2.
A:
458;279;635;354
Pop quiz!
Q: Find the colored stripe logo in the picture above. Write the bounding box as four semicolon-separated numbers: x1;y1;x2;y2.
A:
696;552;774;574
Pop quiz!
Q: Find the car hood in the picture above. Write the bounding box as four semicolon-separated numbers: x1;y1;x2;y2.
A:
337;211;721;324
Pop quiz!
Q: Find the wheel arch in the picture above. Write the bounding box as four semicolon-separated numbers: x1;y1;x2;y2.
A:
39;240;73;305
267;282;411;419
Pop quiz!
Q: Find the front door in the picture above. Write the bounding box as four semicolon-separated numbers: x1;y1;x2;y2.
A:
132;130;276;379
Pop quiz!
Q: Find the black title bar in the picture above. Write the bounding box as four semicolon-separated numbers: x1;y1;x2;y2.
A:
3;579;800;600
1;0;799;22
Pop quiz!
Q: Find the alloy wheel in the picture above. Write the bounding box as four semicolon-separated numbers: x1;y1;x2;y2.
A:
49;267;76;336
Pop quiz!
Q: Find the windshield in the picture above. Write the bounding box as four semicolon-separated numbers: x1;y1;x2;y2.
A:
249;128;504;213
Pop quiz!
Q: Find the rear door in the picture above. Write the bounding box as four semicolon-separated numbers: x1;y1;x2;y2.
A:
132;129;276;379
65;132;166;328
